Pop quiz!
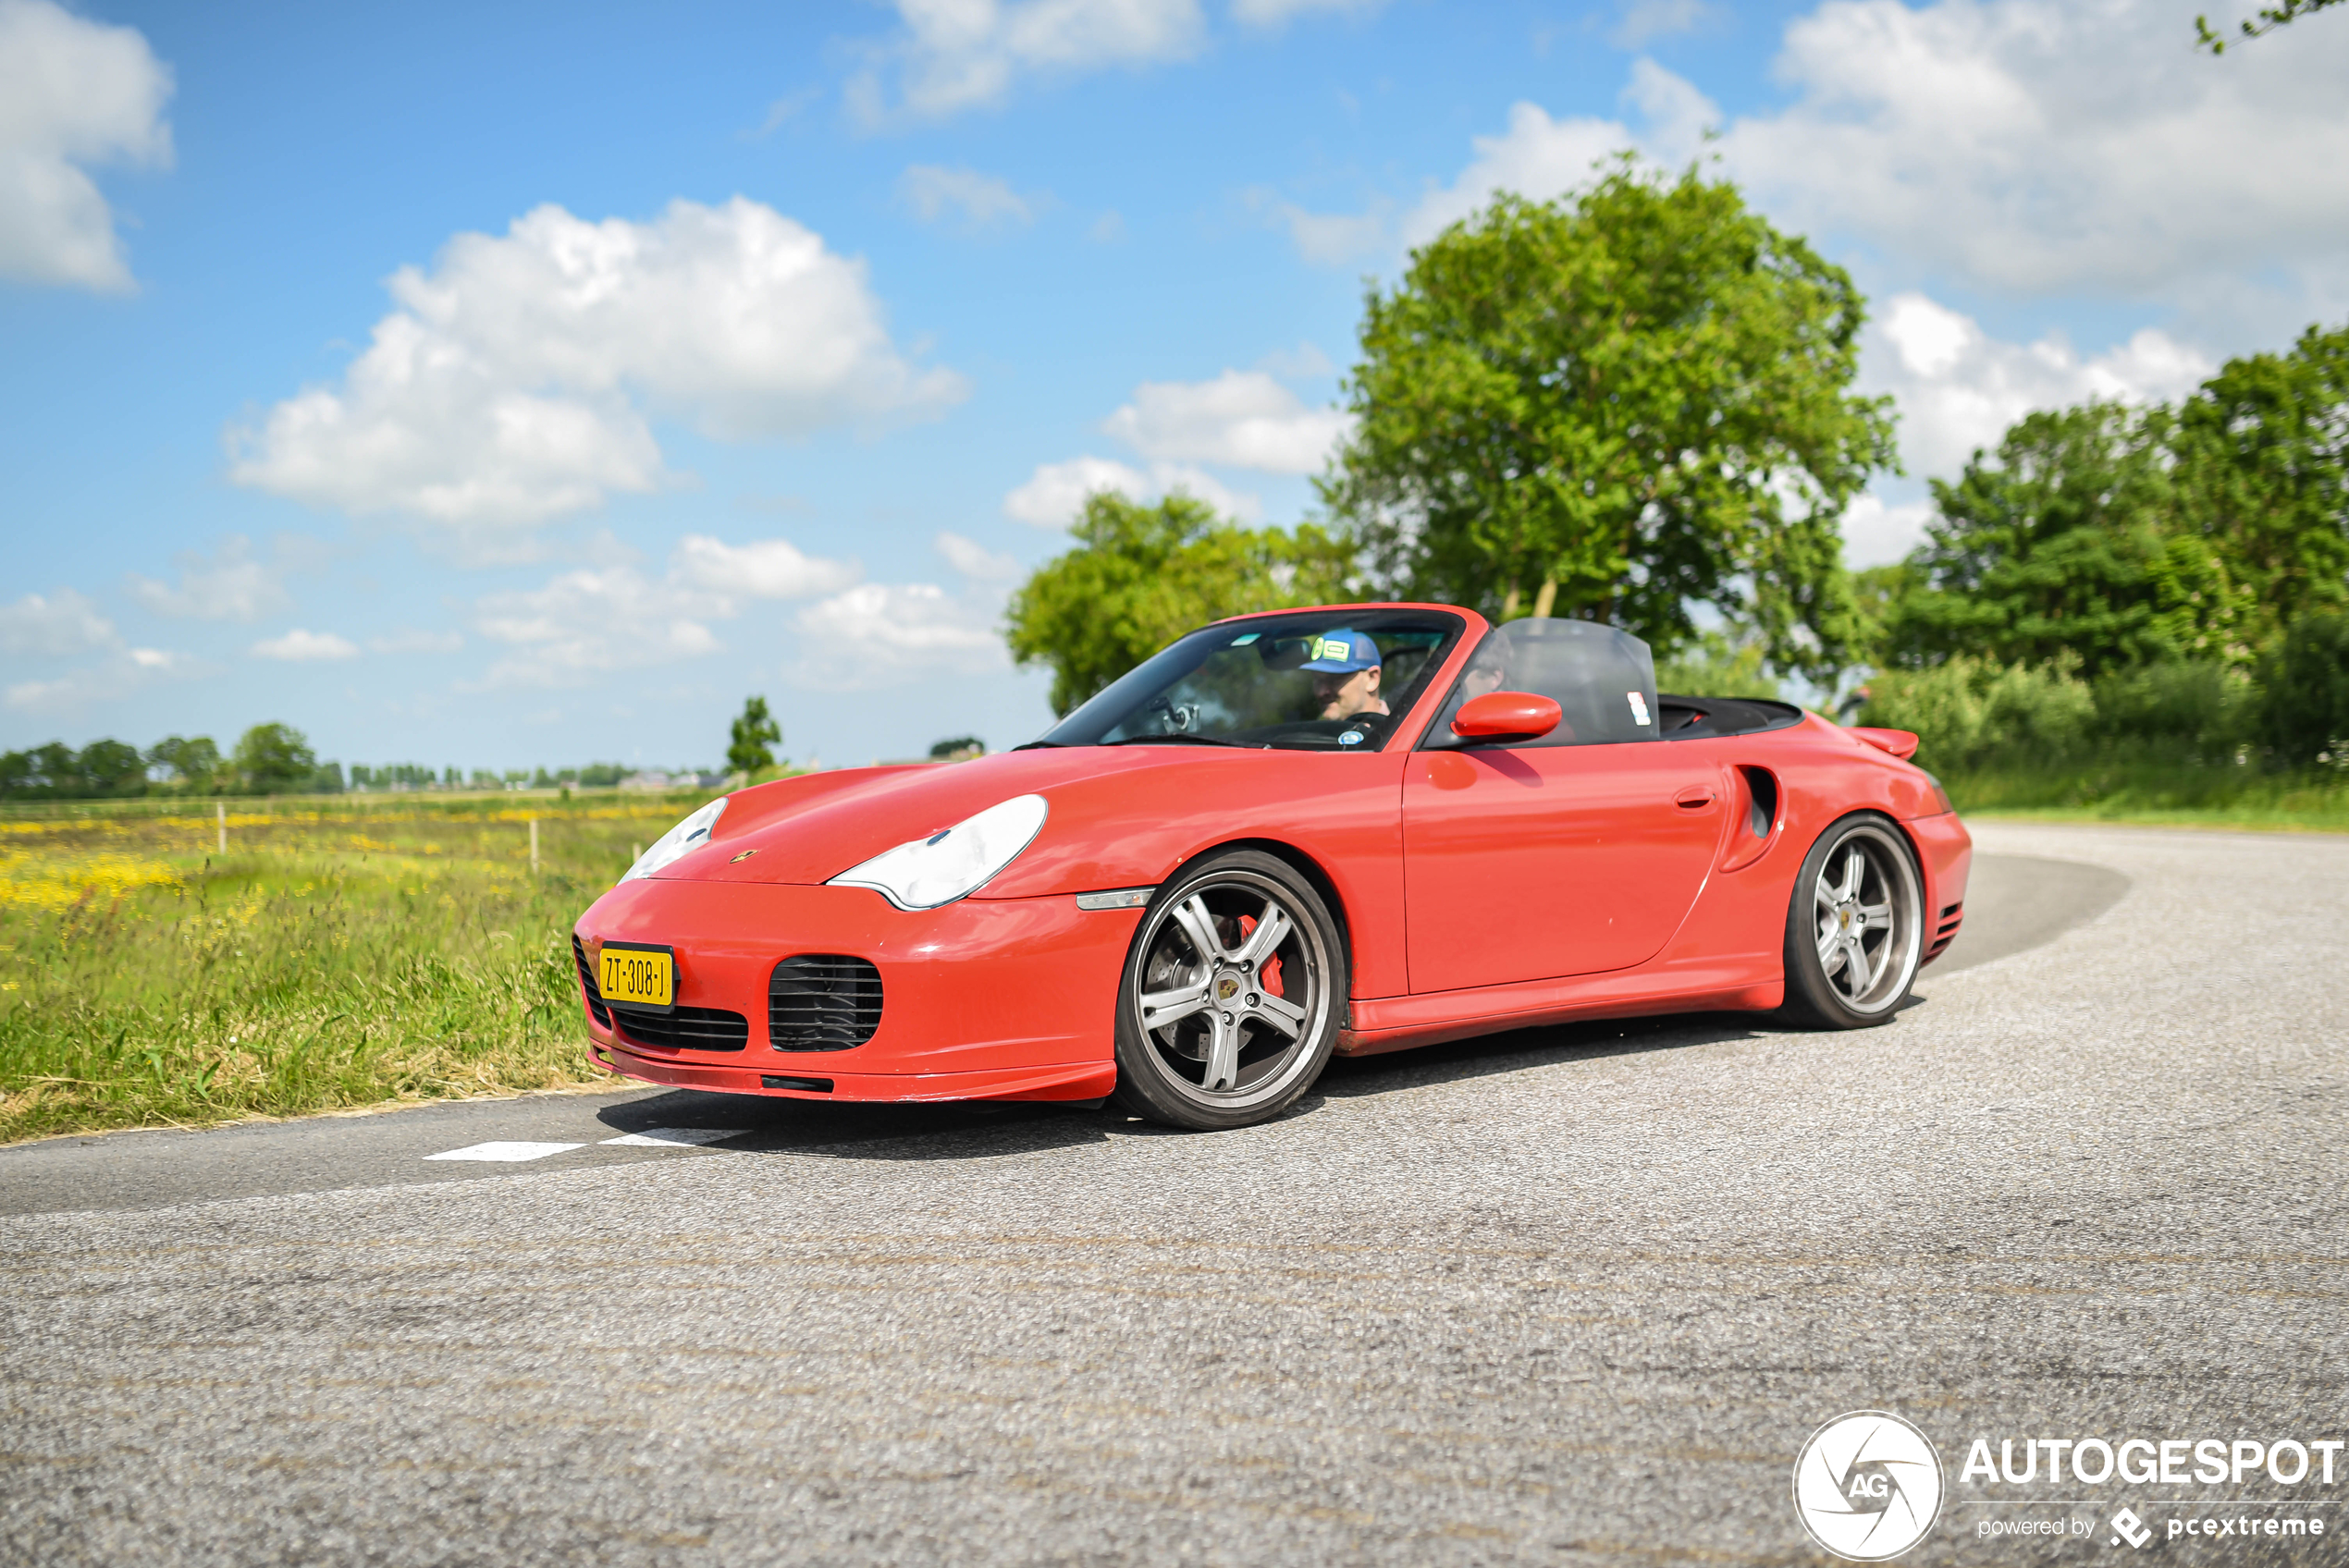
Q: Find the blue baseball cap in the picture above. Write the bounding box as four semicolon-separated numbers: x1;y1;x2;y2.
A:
1298;630;1381;673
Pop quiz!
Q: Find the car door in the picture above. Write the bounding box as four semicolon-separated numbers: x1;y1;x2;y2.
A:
1401;619;1723;994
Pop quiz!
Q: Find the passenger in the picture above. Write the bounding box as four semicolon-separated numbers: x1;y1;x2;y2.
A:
1460;640;1509;699
1298;630;1390;721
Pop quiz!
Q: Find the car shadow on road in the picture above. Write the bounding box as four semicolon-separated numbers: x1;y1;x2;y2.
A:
596;1000;1920;1159
596;1090;1116;1160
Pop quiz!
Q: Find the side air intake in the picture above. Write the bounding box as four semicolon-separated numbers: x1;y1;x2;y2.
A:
769;955;883;1051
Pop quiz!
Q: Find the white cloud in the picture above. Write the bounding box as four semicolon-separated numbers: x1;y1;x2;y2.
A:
0;0;173;291
1403;61;1716;248
849;0;1206;122
898;164;1034;228
670;533;860;598
793;582;1005;685
1103;369;1351;473
368;628;464;655
5;645;193;716
1840;493;1937;570
228;198;965;549
1610;0;1716;48
0;588;114;655
468;532;858;688
934;530;1021;580
1866;292;2214;480
1231;0;1386;26
1716;0;2349;299
1003;455;1149;527
790;533;1015;688
251;629;360;662
1251;190;1394;265
1002;454;1261;528
126;536;293;623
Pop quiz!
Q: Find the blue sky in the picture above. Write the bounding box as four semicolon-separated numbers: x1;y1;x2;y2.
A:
4;0;2346;772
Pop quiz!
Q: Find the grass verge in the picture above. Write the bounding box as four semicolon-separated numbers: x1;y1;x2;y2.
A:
1943;761;2349;832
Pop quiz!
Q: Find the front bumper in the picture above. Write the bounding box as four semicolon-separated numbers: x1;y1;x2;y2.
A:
573;879;1134;1102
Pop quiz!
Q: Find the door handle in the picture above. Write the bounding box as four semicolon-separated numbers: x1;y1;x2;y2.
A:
1674;785;1716;809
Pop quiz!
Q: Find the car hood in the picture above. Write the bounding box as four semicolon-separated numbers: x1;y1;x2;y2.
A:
644;748;1233;893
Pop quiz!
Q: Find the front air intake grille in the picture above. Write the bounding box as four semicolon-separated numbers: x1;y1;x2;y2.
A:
769;955;883;1051
571;936;610;1027
610;1005;750;1053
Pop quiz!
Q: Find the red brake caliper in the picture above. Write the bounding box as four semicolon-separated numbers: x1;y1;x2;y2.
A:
1233;913;1284;1000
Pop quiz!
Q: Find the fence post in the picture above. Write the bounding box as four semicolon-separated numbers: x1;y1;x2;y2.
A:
216;801;226;855
529;815;539;874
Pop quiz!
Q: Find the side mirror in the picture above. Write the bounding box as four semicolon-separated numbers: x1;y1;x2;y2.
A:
1452;691;1562;742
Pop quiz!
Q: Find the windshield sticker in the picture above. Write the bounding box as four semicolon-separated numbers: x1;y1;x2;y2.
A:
1230;632;1260;644
1627;692;1652;726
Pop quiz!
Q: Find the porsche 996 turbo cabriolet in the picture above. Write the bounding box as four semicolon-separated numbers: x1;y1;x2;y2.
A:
572;605;1970;1130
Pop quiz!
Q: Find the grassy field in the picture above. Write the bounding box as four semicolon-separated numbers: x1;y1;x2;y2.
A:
0;790;717;1146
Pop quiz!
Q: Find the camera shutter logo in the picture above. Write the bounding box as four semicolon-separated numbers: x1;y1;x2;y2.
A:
1792;1411;1945;1561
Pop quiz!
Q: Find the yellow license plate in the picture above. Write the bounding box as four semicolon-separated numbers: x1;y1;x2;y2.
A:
598;944;674;1009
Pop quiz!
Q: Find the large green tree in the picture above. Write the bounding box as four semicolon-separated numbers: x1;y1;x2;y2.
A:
1319;164;1896;680
1005;491;1353;716
1877;403;2244;677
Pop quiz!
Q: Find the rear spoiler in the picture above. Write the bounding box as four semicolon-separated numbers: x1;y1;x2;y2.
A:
1848;727;1920;761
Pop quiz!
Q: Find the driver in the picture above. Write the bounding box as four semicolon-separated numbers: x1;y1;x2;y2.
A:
1299;630;1389;721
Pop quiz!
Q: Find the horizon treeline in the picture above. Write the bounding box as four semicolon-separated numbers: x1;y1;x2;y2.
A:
0;722;699;801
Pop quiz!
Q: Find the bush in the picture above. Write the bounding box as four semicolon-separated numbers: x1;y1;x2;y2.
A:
1859;655;2095;773
2089;660;2250;760
2255;613;2349;767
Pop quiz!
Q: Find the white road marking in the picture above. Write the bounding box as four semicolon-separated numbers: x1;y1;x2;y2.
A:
424;1141;584;1162
600;1128;744;1147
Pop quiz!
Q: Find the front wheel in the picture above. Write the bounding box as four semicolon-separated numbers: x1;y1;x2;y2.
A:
1780;813;1925;1028
1112;851;1346;1131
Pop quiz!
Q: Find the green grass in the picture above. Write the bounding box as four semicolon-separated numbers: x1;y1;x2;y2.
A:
1941;759;2349;831
0;790;719;1145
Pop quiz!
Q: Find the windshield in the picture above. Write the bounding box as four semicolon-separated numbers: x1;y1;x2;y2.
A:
1040;609;1465;752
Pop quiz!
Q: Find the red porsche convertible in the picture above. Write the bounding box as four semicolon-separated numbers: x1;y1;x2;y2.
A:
572;605;1970;1130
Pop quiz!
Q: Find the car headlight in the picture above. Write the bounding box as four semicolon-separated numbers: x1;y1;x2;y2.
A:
828;793;1048;911
621;796;729;882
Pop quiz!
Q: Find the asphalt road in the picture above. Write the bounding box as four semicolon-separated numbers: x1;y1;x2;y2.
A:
1;825;2341;1566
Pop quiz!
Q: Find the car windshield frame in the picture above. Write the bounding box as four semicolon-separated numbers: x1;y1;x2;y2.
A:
1038;608;1469;753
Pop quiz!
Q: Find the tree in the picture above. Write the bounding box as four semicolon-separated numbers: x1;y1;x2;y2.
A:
233;723;318;794
146;735;221;792
1004;491;1355;716
929;736;986;759
2198;0;2343;52
2170;323;2349;645
1320;164;1897;680
727;695;781;774
78;740;147;795
1877;403;2245;677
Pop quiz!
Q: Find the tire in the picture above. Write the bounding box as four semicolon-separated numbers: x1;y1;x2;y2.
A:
1111;850;1347;1131
1780;813;1925;1028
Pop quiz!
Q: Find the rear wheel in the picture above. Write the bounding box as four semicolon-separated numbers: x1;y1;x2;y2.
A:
1781;814;1925;1028
1111;851;1345;1131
